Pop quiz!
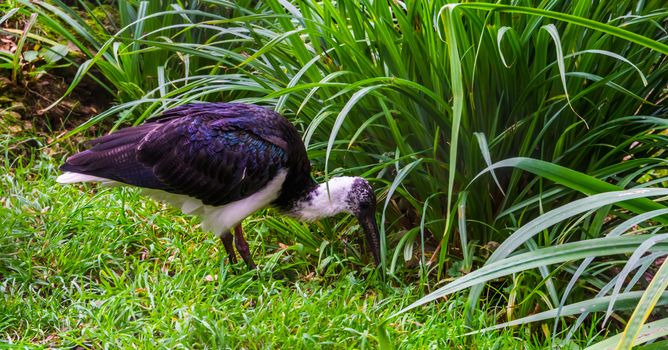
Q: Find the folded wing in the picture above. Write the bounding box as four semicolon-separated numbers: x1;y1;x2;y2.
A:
60;104;289;206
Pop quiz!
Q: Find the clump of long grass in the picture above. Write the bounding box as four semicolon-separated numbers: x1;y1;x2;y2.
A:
7;0;668;345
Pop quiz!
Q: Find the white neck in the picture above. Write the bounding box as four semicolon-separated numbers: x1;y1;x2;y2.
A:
289;176;357;221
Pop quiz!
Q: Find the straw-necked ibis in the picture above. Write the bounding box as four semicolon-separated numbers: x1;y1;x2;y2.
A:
57;103;381;269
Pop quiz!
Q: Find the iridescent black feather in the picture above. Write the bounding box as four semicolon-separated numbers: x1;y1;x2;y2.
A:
60;103;316;207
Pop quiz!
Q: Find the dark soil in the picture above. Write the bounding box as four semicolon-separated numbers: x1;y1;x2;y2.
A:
0;65;114;133
1;8;115;135
0;59;116;165
0;55;116;169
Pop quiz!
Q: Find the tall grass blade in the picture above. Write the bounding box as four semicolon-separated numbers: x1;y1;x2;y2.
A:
11;13;37;82
470;158;668;224
541;24;586;128
614;259;668;349
438;5;464;276
604;237;668;326
448;3;668;54
467;291;668;335
381;159;423;274
395;233;668;316
0;8;19;26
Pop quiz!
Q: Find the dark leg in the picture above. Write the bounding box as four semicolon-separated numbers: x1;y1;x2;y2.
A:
220;231;237;265
234;223;257;270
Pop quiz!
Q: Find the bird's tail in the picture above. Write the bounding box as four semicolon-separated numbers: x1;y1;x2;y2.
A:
56;172;115;184
56;123;165;189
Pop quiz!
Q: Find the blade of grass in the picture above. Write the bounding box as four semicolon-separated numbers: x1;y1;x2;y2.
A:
614;258;668;350
11;13;37;83
469;158;668;224
445;3;668;55
467;291;668;335
437;4;465;277
394;234;668;316
381;159;423;275
604;236;668;326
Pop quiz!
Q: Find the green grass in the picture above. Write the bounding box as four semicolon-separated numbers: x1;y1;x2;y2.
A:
2;0;668;347
1;152;557;348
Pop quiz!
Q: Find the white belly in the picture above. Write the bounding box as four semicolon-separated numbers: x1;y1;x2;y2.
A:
60;170;288;236
145;170;287;236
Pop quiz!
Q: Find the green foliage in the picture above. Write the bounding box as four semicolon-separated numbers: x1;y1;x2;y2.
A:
3;0;668;347
400;162;668;347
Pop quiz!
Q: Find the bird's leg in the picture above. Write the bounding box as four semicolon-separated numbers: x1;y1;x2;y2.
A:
234;223;257;270
220;231;237;265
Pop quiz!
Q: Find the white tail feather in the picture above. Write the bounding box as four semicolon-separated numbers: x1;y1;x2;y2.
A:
56;172;118;186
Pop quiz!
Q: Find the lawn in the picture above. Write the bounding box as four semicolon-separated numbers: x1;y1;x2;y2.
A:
1;151;552;348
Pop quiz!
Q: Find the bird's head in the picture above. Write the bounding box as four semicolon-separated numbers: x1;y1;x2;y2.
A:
290;176;381;265
345;177;382;266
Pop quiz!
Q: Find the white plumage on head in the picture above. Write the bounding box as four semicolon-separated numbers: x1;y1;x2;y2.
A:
289;176;359;221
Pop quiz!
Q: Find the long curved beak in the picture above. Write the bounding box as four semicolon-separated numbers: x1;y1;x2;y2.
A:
358;210;381;265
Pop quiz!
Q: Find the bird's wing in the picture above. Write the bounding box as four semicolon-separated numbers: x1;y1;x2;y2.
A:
151;103;291;150
61;106;289;206
137;115;288;206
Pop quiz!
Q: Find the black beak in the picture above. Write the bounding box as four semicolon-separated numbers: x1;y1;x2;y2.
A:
358;210;381;266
